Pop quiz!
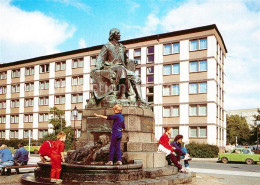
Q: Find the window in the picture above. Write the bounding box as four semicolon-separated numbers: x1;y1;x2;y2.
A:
199;127;207;137
25;83;34;91
91;56;97;66
25;67;34;76
0;116;6;124
77;130;81;138
189;82;207;94
55;78;66;88
171;127;179;138
163;42;180;55
163;85;179;96
39;130;48;138
56;61;66;71
189;84;197;94
147;75;154;83
147;95;153;103
147;67;154;74
199;82;207;93
24;130;32;139
0;72;7;80
135;68;141;76
190;40;198;51
189;60;207;72
172;43;180;53
164;65;171;75
189;105;207;116
190;127;207;138
39;97;49;106
24;114;33;122
71;94;83;103
25;98;34;107
163;107;171;117
11;115;19;123
39;114;49;122
134;48;141;57
190;127;197;137
147;46;154;63
163;106;179;117
39;81;49;90
0;131;5;138
190;38;207;51
10;130;18;138
11;69;20;78
147;87;154;94
126;50;129;57
11;84;20;93
172;85;179;95
172;64;180;74
164;44;171;55
72;58;84;68
55;95;65;104
40;64;49;73
0;86;7;94
11;99;20;108
147;46;154;54
147;55;154;63
0;101;6;109
72;76;83;86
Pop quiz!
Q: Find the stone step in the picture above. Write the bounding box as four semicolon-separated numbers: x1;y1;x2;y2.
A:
126;142;158;152
143;165;178;178
123;152;167;168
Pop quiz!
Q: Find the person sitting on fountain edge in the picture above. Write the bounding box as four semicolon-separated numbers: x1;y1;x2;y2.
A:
94;104;125;165
50;131;66;184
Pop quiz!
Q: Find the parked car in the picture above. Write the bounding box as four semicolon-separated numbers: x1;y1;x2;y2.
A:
24;146;40;154
218;148;260;165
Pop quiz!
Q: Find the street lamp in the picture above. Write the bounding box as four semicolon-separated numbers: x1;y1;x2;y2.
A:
72;106;78;150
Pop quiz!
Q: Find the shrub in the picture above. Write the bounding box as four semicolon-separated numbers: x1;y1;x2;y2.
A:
186;142;219;158
0;139;40;149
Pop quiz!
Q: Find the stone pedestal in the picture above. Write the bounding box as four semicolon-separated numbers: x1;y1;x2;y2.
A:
77;106;165;168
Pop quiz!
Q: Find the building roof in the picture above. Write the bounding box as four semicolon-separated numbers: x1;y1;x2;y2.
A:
0;24;227;68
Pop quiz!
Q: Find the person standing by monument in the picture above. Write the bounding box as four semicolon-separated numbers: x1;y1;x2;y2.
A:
50;131;66;184
94;104;125;165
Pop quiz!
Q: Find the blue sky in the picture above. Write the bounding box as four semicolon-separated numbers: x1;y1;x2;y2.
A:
0;0;260;110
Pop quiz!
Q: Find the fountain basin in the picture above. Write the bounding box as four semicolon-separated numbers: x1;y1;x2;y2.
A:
33;161;143;183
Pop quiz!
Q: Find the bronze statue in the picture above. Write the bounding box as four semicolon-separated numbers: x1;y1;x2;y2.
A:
87;28;149;108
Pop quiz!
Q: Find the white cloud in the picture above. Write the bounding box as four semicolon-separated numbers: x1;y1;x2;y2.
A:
138;0;260;110
78;38;86;48
0;1;75;63
126;0;140;13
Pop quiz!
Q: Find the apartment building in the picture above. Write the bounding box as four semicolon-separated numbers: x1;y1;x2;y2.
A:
0;24;227;147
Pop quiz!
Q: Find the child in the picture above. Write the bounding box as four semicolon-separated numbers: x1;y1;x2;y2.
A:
39;140;53;163
94;104;125;165
50;131;66;184
158;127;186;173
171;135;192;172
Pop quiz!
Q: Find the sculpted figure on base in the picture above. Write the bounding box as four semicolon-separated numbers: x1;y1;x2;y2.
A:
87;28;149;108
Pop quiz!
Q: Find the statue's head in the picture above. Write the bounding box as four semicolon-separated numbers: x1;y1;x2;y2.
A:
109;28;121;41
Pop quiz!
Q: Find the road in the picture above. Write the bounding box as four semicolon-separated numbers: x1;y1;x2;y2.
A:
187;161;260;185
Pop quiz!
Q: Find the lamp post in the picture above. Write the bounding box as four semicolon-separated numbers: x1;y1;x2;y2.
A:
72;106;78;150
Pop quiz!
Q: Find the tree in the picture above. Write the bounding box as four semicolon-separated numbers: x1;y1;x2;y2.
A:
42;107;74;150
249;109;260;145
226;115;250;145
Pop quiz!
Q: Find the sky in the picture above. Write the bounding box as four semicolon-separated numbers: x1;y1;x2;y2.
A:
0;0;259;110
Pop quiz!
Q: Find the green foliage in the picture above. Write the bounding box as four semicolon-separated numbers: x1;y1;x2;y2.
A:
249;109;260;145
40;107;74;150
0;139;39;148
226;115;250;145
186;142;219;158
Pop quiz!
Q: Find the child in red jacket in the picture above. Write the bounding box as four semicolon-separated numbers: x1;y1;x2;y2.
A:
50;131;66;184
39;140;53;162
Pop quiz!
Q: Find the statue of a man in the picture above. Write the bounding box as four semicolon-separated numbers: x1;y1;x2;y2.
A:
89;28;148;107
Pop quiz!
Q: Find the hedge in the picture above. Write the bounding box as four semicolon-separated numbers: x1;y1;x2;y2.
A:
186;142;219;158
0;139;41;149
